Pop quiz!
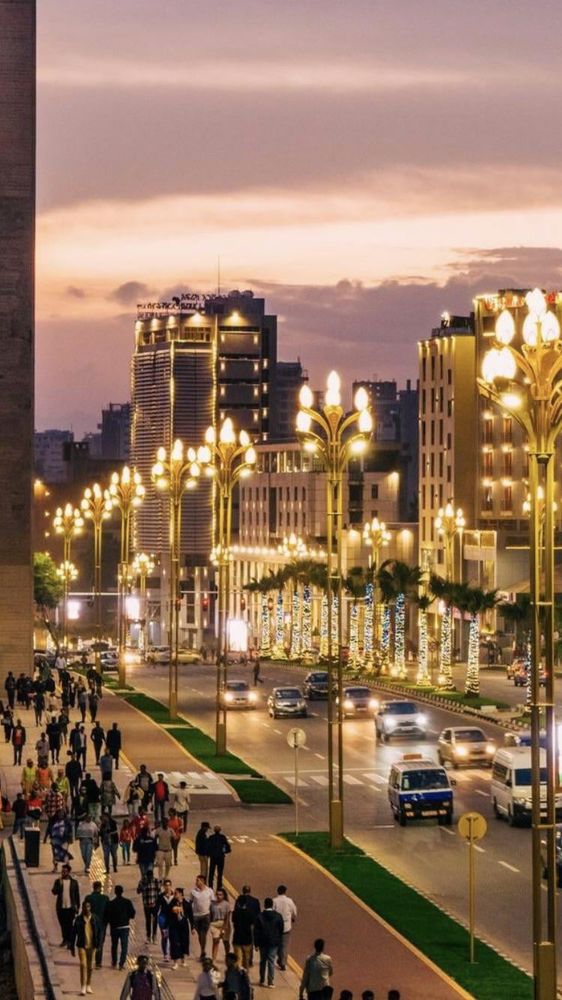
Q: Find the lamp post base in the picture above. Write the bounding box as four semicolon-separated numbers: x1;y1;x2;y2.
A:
169;690;178;721
534;942;556;1000
330;798;344;848
216;721;226;756
117;660;126;687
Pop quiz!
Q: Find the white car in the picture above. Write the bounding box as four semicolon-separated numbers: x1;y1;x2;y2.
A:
147;646;171;664
222;680;258;709
375;700;428;742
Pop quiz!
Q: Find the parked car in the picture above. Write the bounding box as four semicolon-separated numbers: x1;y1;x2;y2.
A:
222;680;258;709
337;686;379;719
267;687;307;719
303;671;331;700
375;701;428;742
147;646;171;664
437;726;496;768
177;648;201;664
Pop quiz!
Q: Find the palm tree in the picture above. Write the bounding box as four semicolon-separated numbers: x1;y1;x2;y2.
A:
415;594;433;686
345;566;368;671
430;574;457;690
455;584;499;697
378;561;422;679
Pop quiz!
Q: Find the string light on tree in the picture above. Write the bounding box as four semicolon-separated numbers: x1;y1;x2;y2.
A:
260;596;271;656
331;594;338;649
271;590;285;658
320;594;328;658
438;604;452;686
416;601;431;686
349;602;360;669
363;582;374;670
381;605;391;672
393;592;406;678
290;590;301;660
302;584;312;655
465;610;480;697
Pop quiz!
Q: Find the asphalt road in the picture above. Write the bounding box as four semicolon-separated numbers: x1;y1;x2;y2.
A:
130;658;557;974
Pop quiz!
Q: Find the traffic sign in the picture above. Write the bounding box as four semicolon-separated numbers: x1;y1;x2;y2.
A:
458;812;487;842
287;727;306;749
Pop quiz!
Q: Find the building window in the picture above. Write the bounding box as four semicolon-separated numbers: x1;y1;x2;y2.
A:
439;420;443;446
439;453;444;477
484;419;493;444
440;354;444;378
430;423;435;446
447;464;452;483
482;487;493;512
503;451;512;477
431;355;435;380
422;423;426;446
502;486;512;512
422;357;427;380
502;417;512;444
447;400;452;417
483;451;493;476
447;432;452;450
371;484;379;500
439;387;444;412
447;369;452;385
302;487;306;501
430;454;435;477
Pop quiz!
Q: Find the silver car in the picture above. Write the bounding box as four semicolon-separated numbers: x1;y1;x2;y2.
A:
437;726;495;768
338;686;379;719
267;687;307;719
222;680;258;709
375;701;428;742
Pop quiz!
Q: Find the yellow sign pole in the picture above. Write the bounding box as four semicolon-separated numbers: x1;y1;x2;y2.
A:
458;811;487;963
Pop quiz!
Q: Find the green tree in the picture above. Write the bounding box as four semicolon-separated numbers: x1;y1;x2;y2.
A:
34;552;63;648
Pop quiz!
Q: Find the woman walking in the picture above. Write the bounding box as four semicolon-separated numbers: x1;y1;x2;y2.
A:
169;887;193;970
120;818;134;865
210;887;232;963
47;809;73;873
70;900;101;996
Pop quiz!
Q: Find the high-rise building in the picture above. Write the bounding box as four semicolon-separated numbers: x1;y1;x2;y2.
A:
34;429;74;484
270;359;308;441
100;402;131;461
0;1;35;676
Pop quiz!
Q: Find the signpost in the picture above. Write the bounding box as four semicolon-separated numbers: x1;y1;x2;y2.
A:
287;727;307;835
458;811;487;962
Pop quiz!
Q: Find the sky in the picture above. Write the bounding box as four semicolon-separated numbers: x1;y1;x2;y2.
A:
36;0;562;434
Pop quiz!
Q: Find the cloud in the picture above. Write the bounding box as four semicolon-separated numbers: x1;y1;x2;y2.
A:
66;285;86;299
108;281;151;306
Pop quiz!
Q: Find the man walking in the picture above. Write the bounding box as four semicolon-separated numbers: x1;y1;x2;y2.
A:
135;764;153;809
65;753;83;799
85;880;109;969
107;884;136;970
46;714;61;764
232;889;258;970
90;721;106;765
106;722;122;769
119;954;162;1000
171;779;190;831
76;814;99;873
189;875;215;960
136;869;161;945
133;825;157;877
254;898;284;988
154;817;174;880
273;884;297;971
207;824;231;890
195;820;210;878
51;863;80;947
4;671;16;710
11;718;26;765
152;772;169;824
299;938;333;1000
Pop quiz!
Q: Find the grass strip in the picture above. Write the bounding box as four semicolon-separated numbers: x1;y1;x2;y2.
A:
120;691;291;804
284;833;531;1000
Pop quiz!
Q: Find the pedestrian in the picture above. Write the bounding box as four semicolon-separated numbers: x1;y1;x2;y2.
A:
47;809;73;872
88;689;99;723
133;825;157;877
221;951;252;1000
193;957;220;1000
171;779;190;831
2;706;13;743
46;714;62;764
273;884;297;971
119;953;162;1000
168;887;193;969
107;884;136;970
99;746;114;777
43;782;65;842
76;814;99;873
135;764;153;809
55;766;71;808
90;721;106;764
388;992;400;1000
154;817;174;881
11;792;28;840
36;758;54;794
78;685;88;723
26;782;44;823
156;877;175;962
52;862;80;948
252;658;263;686
100;772;120;815
35;731;49;766
136;868;160;945
210;887;232;963
254;898;284;988
196;820;211;878
84;772;101;823
152;772;169;824
106;722;122;769
338;992;353;1000
84;880;109;969
120;818;134;864
11;718;26;765
232;889;259;970
4;671;16;710
125;779;143;817
207;824;231;890
21;757;37;797
100;811;119;873
70;723;87;767
33;688;45;726
70;899;101;996
299;938;334;1000
190;874;215;960
65;753;83;799
168;807;183;865
58;708;69;745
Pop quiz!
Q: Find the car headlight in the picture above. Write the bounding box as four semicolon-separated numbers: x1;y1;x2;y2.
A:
486;744;495;754
369;698;379;710
417;713;427;727
249;691;257;702
225;692;234;703
343;699;354;710
454;746;467;757
385;717;397;729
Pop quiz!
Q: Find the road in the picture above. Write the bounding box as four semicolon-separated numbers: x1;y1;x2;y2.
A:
130;658;557;974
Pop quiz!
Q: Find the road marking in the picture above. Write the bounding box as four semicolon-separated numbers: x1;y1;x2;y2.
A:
475;789;490;797
498;861;520;873
366;773;387;785
273;729;282;735
261;722;271;728
314;753;325;760
473;844;485;854
310;775;329;786
284;776;308;787
440;827;456;836
372;824;394;829
343;774;362;785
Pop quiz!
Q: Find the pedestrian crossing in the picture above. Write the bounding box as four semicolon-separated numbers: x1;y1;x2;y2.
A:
279;767;492;790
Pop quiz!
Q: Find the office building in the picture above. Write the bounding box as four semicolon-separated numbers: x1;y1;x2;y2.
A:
100;402;130;461
271;359;307;441
34;429;74;484
0;0;35;676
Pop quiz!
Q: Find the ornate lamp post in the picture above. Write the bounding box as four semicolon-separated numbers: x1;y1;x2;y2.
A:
479;287;562;999
132;552;155;654
434;501;465;688
279;533;307;658
56;560;78;649
108;466;145;683
53;504;84;651
81;484;113;672
204;418;256;756
363;517;391;667
152;442;203;718
297;371;372;847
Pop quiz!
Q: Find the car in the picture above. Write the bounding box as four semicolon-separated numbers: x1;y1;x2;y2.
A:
437;726;496;768
100;652;118;673
513;664;546;687
303;671;331;700
222;680;258;709
267;687;307;718
147;646;171;664
491;746;562;825
338;686;379;719
177;649;201;664
504;729;547;748
375;700;428;742
506;657;525;680
388;755;454;826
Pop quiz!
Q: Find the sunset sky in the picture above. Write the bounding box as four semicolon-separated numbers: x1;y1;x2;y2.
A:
36;0;562;434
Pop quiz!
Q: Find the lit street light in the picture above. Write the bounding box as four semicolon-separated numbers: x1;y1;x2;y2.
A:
479;287;562;999
81;484;113;672
132;552;155;653
205;418;256;756
434;501;465;689
56;560;79;649
53;504;83;651
297;371;372;847
108;466;145;683
152;441;203;718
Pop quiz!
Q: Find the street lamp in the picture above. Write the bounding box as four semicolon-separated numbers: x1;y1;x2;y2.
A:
363;517;391;667
297;371;372;847
81;484;113;672
132;552;155;653
152;441;203;718
56;561;78;649
53;504;84;651
434;501;465;688
204;418;256;756
108;466;145;683
479;287;562;999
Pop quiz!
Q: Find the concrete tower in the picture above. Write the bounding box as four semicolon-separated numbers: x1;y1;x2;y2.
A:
0;1;35;676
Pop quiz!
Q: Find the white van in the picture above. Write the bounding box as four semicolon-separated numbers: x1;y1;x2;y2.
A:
491;747;562;826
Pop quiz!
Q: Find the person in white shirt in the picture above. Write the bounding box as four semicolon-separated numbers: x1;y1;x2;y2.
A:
193;957;220;1000
190;875;216;960
273;884;297;971
171;780;190;832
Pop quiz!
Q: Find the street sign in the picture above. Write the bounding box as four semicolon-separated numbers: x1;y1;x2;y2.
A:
458;811;487;841
457;811;487;962
287;727;306;749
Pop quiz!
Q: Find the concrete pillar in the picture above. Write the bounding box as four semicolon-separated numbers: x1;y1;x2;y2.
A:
0;1;35;677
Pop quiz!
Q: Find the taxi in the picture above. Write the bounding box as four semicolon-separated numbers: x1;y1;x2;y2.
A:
388;753;454;827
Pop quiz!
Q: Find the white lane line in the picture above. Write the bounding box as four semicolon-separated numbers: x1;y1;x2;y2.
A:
498;861;520;873
283;776;308;787
473;845;486;854
343;774;363;785
368;773;387;785
261;722;271;728
314;753;325;760
310;775;329;786
273;729;282;735
372;825;394;829
475;789;490;797
440;827;456;836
